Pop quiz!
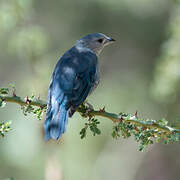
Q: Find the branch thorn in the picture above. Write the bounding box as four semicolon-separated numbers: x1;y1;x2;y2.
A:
99;106;105;113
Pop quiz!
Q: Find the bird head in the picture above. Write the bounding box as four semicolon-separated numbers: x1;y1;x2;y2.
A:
76;33;115;55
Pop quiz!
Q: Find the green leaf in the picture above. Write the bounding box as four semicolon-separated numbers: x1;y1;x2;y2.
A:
33;108;43;120
80;127;87;139
0;121;12;137
0;98;6;108
96;128;101;135
158;118;168;126
139;144;146;151
0;88;9;95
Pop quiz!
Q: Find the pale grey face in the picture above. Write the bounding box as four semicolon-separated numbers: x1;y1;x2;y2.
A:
76;33;115;55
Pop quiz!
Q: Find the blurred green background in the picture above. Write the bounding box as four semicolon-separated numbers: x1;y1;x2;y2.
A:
1;0;180;179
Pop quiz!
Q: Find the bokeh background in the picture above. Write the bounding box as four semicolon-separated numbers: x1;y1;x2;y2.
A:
1;0;180;179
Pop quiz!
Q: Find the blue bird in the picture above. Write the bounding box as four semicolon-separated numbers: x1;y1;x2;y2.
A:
44;33;115;140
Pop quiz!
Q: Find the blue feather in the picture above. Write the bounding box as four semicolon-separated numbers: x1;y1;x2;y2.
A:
44;46;99;141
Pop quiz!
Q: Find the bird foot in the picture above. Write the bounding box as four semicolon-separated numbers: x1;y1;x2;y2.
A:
84;101;94;111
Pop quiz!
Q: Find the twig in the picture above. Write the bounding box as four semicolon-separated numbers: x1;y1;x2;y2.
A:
1;95;180;135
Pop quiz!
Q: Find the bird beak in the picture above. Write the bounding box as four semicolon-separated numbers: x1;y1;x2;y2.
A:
108;38;115;42
104;37;115;46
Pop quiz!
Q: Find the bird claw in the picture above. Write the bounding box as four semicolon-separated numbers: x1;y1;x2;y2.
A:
84;101;94;111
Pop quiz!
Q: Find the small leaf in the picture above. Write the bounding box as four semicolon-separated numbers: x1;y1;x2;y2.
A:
0;88;9;95
80;128;87;139
0;99;6;108
0;121;12;137
96;128;101;135
139;144;145;151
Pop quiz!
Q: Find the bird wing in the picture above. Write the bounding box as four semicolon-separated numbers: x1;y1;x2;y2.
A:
48;47;98;116
68;64;97;116
68;50;98;116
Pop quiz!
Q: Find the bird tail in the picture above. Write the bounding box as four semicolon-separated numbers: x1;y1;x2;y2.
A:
44;100;68;141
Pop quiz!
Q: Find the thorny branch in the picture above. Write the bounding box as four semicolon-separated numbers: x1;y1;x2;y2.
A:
1;87;180;151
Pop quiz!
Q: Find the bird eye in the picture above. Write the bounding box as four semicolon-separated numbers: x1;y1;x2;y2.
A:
97;38;103;43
